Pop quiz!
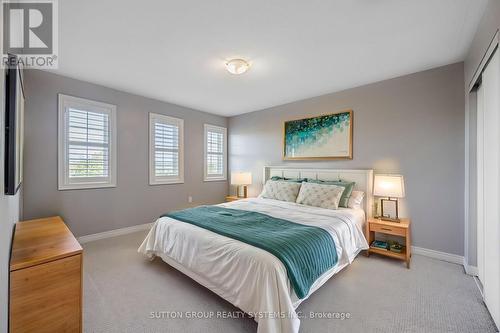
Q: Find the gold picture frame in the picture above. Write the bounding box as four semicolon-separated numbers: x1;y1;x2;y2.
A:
283;109;353;160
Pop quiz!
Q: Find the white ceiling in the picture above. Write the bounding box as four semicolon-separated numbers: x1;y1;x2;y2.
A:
53;0;488;116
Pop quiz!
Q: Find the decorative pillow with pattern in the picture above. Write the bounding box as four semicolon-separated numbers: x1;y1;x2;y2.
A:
260;180;302;202
295;182;344;210
347;190;365;209
307;179;355;208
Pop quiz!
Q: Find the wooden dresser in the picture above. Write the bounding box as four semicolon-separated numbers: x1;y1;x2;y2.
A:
10;216;83;333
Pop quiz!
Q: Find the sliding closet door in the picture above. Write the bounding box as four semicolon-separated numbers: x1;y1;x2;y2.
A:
476;83;484;284
478;48;500;327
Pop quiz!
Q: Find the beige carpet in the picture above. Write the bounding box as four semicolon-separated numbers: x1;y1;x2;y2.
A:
83;231;497;333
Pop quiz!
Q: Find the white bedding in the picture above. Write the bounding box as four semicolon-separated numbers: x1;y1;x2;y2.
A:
138;198;369;333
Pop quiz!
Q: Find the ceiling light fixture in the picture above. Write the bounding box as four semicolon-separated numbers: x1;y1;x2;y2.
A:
225;58;250;75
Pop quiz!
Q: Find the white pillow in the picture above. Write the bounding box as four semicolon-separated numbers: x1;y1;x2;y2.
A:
348;190;365;209
260;180;302;202
295;182;344;210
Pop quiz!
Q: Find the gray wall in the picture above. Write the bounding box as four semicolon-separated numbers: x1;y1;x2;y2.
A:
0;13;21;332
229;63;465;256
23;70;228;237
463;0;500;267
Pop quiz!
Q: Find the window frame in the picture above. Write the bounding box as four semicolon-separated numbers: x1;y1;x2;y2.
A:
204;124;227;182
58;94;117;190
149;113;184;185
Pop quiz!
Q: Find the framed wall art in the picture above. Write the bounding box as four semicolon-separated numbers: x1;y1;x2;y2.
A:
283;110;353;160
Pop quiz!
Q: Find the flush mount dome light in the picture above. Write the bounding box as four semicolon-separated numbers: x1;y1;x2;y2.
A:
225;58;250;75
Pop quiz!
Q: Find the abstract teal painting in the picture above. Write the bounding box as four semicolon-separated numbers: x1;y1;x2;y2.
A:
283;110;352;159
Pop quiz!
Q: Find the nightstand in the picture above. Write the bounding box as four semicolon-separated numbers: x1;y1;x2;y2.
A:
225;195;244;202
366;217;411;268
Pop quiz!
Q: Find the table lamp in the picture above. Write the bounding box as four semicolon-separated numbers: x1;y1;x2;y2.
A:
231;172;252;198
373;174;405;222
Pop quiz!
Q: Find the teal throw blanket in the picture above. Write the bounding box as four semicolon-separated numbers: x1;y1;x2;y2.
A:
163;206;338;299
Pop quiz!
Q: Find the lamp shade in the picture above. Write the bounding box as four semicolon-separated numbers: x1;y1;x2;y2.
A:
373;174;405;198
231;172;252;185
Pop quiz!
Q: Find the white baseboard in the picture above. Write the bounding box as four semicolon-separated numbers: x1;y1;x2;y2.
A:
411;246;478;276
411;246;464;265
411;246;480;277
78;225;477;278
463;258;479;276
464;264;479;276
78;222;153;244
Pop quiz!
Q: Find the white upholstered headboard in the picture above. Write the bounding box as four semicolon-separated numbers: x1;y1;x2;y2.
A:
263;166;374;218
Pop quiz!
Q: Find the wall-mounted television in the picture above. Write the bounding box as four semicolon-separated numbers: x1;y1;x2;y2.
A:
4;54;25;195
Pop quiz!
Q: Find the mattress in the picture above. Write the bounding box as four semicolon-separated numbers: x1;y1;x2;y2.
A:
138;197;369;333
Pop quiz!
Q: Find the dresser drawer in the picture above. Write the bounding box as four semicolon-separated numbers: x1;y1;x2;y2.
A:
10;217;82;333
10;254;82;333
370;223;406;237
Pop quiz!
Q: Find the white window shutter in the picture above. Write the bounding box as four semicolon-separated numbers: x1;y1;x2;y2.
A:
58;94;117;190
149;113;184;185
67;108;110;178
204;124;227;181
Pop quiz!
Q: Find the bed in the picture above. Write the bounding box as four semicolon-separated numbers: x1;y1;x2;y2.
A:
139;167;373;333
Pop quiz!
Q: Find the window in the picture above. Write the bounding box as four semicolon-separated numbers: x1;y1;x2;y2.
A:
149;113;184;185
58;94;117;190
204;124;227;181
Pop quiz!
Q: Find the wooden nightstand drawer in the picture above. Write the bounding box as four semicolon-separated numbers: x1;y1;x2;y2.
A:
370;223;406;236
366;217;411;268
